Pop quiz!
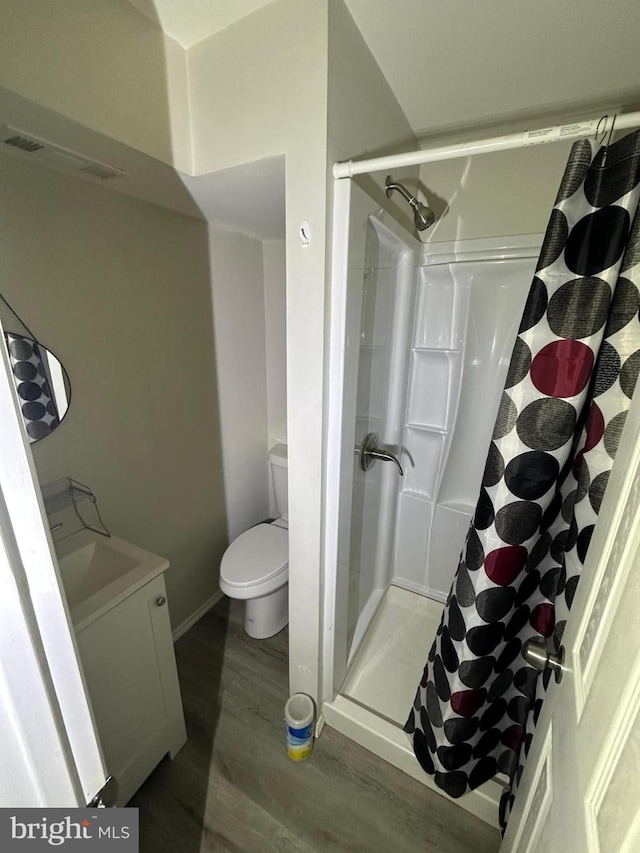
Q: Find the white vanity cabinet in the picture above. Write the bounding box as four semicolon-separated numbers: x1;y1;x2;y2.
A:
74;572;186;806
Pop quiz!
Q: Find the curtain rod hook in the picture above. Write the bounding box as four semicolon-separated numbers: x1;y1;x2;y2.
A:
595;114;609;145
595;113;616;167
601;114;617;167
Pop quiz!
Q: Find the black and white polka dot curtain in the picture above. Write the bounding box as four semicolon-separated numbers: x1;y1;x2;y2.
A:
405;129;640;830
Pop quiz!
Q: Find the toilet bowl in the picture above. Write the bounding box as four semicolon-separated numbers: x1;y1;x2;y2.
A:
220;520;288;638
219;445;289;639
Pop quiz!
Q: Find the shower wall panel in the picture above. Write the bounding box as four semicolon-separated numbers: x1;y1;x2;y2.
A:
392;237;540;600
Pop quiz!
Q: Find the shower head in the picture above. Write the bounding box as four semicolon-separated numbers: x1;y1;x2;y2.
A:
412;201;436;231
385;175;435;231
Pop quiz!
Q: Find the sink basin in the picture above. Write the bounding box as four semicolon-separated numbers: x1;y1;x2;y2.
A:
55;530;169;631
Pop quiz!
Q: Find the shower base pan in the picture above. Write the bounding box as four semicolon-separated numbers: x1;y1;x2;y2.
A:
322;585;506;828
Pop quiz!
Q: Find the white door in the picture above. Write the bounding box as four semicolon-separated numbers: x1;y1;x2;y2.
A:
501;381;640;852
0;320;108;807
324;178;419;699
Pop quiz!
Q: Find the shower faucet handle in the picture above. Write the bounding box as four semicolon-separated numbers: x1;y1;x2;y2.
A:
358;433;404;476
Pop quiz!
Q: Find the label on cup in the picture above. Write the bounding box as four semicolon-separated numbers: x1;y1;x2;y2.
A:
287;723;313;740
287;738;313;762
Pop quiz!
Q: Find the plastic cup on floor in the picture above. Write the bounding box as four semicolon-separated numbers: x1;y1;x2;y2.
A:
284;693;315;761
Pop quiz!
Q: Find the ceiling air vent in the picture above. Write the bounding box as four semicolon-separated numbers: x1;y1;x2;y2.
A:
1;124;128;182
4;134;45;153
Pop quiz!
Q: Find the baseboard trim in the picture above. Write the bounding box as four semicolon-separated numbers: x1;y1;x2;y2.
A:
315;711;326;738
172;590;224;642
322;694;501;829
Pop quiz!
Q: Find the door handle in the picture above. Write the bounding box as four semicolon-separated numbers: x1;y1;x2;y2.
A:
522;638;566;683
358;433;404;476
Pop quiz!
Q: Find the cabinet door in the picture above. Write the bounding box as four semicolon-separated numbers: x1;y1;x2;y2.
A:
76;574;186;805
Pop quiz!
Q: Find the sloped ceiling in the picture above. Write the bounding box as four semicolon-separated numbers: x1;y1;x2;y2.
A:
126;0;274;49
125;0;640;139
344;0;640;139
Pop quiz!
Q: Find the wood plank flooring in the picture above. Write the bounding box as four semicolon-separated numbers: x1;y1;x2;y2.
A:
130;599;501;853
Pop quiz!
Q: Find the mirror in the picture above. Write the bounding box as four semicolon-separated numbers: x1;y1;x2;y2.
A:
4;333;71;443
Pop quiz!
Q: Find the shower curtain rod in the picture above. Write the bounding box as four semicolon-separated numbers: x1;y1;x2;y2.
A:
333;110;640;179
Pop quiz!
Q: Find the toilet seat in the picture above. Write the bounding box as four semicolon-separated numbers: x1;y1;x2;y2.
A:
219;523;288;600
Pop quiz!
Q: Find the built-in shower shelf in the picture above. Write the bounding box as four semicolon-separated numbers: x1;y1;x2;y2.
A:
439;500;475;516
401;426;445;499
406;350;458;432
399;487;434;503
406;422;449;435
411;346;461;354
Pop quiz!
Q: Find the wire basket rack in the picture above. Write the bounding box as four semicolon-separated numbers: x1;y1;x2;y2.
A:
41;477;110;540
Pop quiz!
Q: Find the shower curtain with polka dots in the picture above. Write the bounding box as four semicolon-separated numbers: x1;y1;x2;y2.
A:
405;129;640;830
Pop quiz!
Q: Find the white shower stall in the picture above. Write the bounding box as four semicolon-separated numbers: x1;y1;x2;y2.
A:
322;177;541;824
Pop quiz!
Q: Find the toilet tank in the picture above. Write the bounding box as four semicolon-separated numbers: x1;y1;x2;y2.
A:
268;444;288;521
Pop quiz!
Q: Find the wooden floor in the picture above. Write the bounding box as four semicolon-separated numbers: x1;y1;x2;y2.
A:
130;599;500;853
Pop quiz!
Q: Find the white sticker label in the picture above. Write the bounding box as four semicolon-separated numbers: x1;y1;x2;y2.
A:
523;120;600;146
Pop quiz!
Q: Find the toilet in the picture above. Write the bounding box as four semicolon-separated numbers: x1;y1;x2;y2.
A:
219;444;289;639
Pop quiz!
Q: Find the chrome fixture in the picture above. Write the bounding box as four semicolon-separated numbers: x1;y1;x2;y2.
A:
522;638;566;683
385;175;435;231
88;776;118;808
358;433;404;476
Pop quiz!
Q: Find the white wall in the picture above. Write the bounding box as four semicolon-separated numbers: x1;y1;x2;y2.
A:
419;142;575;243
263;240;287;451
209;225;270;541
189;0;419;700
0;156;225;632
327;0;420;230
189;0;328;174
189;0;417;695
207;232;287;536
0;0;191;172
190;0;330;699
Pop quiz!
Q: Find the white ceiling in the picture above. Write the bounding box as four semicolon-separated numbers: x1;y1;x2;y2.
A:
125;0;640;140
